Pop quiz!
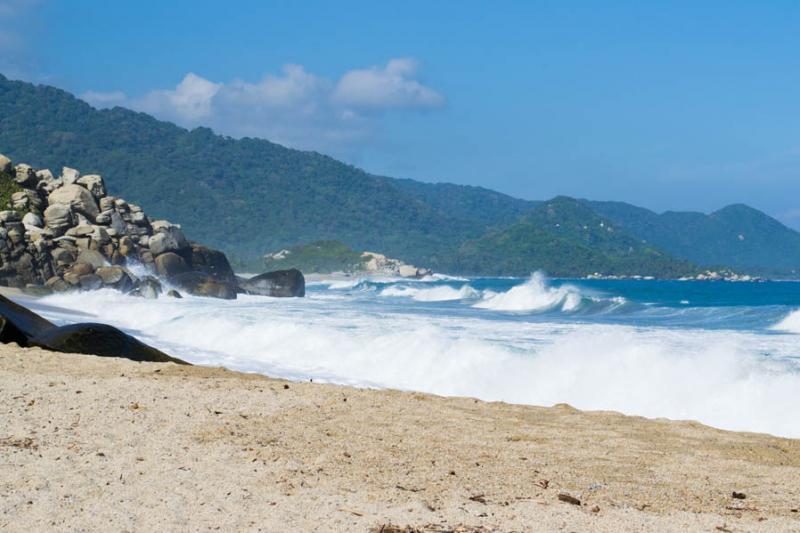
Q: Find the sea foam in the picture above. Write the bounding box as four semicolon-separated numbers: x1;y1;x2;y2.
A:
34;287;800;438
380;284;480;302
474;272;585;312
772;309;800;333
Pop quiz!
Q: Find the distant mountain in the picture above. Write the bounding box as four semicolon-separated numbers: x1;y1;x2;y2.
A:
0;73;796;277
587;201;800;276
451;197;695;277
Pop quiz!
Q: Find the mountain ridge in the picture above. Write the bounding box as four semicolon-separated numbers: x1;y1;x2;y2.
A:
1;73;799;277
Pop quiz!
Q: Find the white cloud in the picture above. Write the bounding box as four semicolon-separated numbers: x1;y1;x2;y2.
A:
79;58;444;156
333;58;445;109
137;73;221;121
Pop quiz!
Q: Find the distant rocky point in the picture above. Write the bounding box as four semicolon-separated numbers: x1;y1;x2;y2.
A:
0;153;304;298
360;251;432;278
264;240;432;278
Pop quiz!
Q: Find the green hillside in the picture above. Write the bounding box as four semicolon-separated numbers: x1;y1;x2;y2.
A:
263;240;367;274
450;197;696;277
2;73;799;277
0;74;524;270
588;201;800;276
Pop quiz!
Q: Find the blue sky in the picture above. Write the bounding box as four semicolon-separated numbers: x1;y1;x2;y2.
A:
3;1;800;226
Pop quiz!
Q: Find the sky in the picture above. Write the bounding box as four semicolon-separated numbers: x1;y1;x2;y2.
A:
2;1;800;226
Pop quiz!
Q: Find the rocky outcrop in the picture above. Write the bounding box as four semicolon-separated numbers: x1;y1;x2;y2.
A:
0;154;242;297
238;269;305;297
361;251;432;278
0;153;305;299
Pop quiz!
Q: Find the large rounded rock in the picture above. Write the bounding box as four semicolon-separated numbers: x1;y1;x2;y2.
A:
51;247;75;266
44;276;70;293
172;271;237;300
238;269;305;297
109;211;127;235
12;190;43;214
188;243;235;282
0;293;186;364
77;249;106;269
29;322;187;364
155;252;189;278
79;274;103;291
60;167;80;185
70;262;95;277
149;227;189;256
0;294;54;345
14;164;39;188
22;212;43;229
48;184;100;219
137;276;162;299
118;235;136;257
44;204;74;235
76;174;106;198
96;266;135;292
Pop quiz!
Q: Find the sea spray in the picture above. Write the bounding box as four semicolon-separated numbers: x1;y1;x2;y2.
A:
772;309;800;333
474;272;588;312
380;284;480;302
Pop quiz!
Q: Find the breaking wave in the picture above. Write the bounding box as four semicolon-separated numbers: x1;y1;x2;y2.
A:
30;288;800;438
772;309;800;333
473;272;622;313
380;284;480;302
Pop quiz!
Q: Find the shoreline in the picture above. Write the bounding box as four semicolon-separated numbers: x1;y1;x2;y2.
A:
2;345;799;531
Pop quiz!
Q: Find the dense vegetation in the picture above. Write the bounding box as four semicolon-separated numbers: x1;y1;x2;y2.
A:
2;73;799;277
450;197;696;277
587;201;800;277
263;240;366;273
0;171;23;214
0;74;525;270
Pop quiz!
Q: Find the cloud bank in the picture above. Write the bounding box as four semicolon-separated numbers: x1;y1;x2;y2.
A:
81;58;444;155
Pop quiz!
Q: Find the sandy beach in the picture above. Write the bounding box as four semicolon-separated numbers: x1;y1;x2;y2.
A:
0;345;798;532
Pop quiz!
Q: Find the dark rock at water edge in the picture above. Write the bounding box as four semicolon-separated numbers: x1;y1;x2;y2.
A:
0;293;187;364
239;268;305;297
171;271;237;300
188;243;235;283
0;294;53;344
30;323;185;364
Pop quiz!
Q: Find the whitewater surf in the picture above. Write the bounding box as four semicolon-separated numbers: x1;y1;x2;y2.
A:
23;272;800;439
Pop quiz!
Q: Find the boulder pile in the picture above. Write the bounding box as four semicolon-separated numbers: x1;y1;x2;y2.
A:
0;153;302;299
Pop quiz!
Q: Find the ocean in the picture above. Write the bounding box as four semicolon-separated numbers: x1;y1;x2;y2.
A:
23;272;800;438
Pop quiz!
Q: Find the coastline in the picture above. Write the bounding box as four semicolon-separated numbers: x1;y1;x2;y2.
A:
2;346;799;531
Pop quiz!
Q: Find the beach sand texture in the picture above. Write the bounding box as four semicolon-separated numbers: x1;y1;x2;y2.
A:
2;345;800;532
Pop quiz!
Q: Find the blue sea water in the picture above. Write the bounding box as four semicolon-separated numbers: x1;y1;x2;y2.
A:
23;272;800;438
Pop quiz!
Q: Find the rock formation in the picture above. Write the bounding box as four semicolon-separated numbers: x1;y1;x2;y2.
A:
361;251;432;278
0;153;304;298
0;293;186;364
238;268;305;297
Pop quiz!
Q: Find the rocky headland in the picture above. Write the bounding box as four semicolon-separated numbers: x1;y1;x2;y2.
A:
0;153;304;299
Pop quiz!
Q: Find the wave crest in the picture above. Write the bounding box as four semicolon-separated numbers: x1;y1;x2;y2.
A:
381;284;480;302
772;309;800;333
474;272;587;312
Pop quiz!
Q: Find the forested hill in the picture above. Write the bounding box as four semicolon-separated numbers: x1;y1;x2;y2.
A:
1;73;798;277
0;74;526;269
587;201;800;277
450;197;695;277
